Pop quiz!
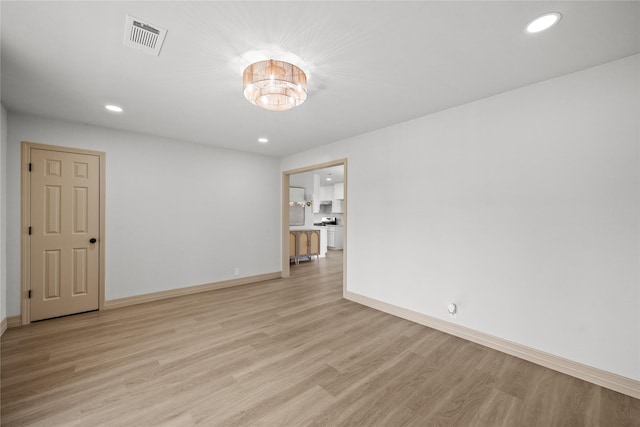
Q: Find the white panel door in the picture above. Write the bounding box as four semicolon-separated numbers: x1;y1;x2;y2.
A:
30;148;100;321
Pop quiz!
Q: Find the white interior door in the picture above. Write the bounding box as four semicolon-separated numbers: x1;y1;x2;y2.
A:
30;148;100;321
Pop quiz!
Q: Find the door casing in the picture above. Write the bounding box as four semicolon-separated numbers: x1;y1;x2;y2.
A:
21;141;106;325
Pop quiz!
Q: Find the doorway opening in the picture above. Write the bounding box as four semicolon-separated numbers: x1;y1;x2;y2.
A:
281;159;347;295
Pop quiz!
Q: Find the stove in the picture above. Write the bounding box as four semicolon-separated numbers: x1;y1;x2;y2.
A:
314;216;337;226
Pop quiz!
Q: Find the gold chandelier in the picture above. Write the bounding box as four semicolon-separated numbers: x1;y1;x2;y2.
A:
243;59;307;112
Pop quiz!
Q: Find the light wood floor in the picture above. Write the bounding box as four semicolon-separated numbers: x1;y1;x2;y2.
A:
2;251;639;426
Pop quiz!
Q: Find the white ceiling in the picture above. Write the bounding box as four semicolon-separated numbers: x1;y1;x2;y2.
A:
2;1;639;157
290;165;344;189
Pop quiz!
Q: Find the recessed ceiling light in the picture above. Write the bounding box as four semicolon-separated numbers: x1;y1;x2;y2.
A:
105;104;123;113
326;177;332;181
258;137;269;143
526;12;562;33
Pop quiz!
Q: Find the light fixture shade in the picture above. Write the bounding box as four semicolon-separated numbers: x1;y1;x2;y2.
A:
243;59;307;111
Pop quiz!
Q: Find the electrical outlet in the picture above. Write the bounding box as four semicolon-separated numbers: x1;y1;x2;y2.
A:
234;267;240;276
448;303;457;319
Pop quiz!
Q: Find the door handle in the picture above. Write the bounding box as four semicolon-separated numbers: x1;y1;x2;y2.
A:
90;238;97;244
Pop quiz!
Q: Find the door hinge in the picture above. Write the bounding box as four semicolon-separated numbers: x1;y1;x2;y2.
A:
29;163;32;172
28;226;32;235
28;290;32;299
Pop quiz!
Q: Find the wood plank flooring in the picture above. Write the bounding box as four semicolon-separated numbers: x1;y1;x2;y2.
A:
2;251;639;426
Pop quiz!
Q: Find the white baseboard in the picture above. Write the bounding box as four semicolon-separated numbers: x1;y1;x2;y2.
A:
6;315;22;329
104;272;281;310
344;290;640;399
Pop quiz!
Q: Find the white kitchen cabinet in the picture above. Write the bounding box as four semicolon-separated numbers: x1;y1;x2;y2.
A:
326;227;335;248
331;182;344;213
334;182;344;199
319;185;334;202
327;225;344;249
334;226;344;249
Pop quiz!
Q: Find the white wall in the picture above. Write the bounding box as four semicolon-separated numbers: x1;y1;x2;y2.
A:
6;114;281;316
281;54;640;381
1;104;7;325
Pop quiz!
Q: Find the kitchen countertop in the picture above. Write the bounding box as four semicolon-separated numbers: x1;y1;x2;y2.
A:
289;226;326;231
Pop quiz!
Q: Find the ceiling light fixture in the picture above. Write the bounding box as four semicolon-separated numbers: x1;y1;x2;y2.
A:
258;137;269;143
105;104;123;113
526;12;562;33
243;59;307;112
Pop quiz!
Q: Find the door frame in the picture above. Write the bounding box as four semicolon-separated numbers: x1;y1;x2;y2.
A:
21;141;106;325
281;158;347;294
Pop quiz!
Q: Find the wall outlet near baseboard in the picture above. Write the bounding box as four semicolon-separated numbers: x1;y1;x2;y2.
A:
448;303;457;319
234;267;240;276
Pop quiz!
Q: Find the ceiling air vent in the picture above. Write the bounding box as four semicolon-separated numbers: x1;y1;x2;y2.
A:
123;15;167;56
